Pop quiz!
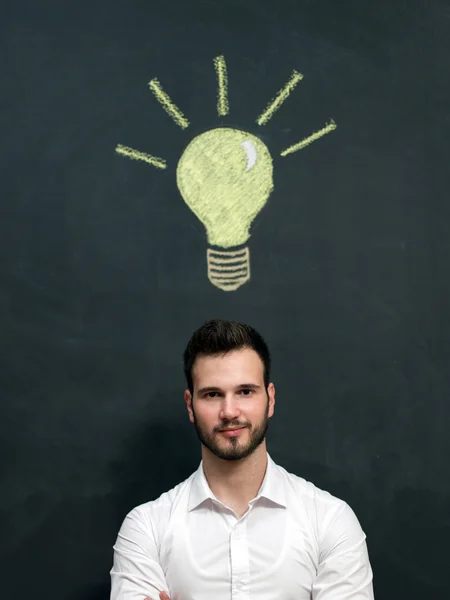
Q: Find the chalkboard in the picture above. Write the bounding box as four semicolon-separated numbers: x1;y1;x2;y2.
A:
2;0;450;598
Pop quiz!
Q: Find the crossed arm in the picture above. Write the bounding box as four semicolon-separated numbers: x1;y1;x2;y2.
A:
110;508;168;600
111;503;374;599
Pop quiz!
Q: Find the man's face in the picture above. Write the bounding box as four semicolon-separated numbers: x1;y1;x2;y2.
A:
185;348;275;461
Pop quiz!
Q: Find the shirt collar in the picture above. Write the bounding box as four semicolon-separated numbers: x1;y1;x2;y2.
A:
188;452;286;512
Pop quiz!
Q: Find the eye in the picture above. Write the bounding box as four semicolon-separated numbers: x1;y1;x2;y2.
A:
205;391;219;398
239;389;254;396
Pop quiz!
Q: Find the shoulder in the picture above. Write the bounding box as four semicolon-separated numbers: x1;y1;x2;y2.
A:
278;462;348;511
120;470;196;540
276;462;365;547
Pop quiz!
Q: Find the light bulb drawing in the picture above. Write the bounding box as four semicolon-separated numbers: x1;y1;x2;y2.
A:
176;128;273;290
115;55;337;291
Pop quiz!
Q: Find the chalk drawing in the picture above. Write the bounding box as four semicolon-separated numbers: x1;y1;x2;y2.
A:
176;127;273;271
148;78;189;129
241;140;257;171
207;247;250;292
176;128;273;290
256;70;303;126
115;55;337;291
214;55;229;117
280;120;337;156
115;144;167;169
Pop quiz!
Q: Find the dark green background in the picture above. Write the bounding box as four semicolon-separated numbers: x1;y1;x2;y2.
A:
2;1;450;598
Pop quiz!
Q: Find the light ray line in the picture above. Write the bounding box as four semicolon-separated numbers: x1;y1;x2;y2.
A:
280;120;337;156
148;78;189;129
115;144;167;169
256;70;303;126
214;55;229;116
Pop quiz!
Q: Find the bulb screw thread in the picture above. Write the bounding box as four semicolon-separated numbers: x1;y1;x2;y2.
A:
207;247;250;292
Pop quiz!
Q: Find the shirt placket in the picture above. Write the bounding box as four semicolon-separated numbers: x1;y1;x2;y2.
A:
230;519;250;600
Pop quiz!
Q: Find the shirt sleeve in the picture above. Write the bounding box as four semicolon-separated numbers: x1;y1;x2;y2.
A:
312;502;375;599
110;506;169;600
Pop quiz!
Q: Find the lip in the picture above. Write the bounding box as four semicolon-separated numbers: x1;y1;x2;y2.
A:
220;427;246;437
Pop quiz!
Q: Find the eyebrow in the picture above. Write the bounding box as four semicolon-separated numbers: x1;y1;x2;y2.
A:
196;383;261;395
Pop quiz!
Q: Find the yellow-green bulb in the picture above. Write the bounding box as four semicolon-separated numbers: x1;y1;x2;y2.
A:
176;128;274;248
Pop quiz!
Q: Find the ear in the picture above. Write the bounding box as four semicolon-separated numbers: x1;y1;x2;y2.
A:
184;389;195;423
267;382;275;418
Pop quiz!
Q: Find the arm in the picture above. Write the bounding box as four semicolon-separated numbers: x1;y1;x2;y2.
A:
110;507;169;600
312;502;374;599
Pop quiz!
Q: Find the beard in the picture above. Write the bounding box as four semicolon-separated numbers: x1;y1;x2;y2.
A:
191;397;270;461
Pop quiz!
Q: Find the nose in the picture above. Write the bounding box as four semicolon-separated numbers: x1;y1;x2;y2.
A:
219;394;241;421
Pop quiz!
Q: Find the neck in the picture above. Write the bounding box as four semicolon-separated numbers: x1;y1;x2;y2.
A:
201;443;269;507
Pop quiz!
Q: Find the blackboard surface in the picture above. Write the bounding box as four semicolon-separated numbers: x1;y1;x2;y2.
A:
2;1;450;598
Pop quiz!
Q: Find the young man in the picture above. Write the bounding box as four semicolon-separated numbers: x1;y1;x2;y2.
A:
110;319;374;599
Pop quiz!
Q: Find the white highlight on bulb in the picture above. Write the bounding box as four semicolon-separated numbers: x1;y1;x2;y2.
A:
241;140;257;171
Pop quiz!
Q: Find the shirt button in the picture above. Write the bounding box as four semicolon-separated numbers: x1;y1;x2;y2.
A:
236;582;243;590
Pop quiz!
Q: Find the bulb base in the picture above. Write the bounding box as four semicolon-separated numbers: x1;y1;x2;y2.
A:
207;246;250;292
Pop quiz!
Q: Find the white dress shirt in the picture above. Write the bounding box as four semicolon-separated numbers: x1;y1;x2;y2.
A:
110;453;374;600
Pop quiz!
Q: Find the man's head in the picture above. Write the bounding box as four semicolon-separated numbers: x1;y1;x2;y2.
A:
183;319;275;461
